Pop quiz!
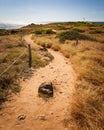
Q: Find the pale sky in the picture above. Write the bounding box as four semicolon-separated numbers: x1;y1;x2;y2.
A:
0;0;104;25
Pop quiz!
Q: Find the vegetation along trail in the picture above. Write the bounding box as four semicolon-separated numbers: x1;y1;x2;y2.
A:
0;35;76;130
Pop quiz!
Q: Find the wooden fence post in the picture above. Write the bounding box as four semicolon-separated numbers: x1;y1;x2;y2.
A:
76;38;78;46
28;44;32;68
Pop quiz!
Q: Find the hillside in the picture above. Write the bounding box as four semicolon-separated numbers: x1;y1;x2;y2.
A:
0;22;104;130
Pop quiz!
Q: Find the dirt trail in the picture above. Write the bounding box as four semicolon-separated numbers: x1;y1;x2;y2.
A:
0;35;76;130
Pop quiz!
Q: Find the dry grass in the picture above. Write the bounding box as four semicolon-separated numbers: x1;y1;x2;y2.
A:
27;23;104;129
62;41;104;130
0;35;25;103
0;34;53;104
1;23;104;129
51;43;60;51
60;44;70;58
33;30;104;130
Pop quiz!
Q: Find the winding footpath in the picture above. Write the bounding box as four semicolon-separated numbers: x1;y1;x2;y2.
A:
0;35;76;130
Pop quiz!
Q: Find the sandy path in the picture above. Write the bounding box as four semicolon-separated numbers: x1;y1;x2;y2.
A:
0;36;76;130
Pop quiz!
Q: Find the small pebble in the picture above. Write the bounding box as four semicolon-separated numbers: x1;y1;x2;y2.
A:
50;112;54;115
38;115;46;120
18;115;26;120
59;92;63;94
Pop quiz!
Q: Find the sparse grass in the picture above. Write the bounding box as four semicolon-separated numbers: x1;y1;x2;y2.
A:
32;50;53;68
0;34;53;104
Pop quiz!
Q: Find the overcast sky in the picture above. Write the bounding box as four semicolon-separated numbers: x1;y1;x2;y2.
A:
0;0;104;25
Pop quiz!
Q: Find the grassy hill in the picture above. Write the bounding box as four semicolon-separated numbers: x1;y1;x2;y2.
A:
30;22;104;130
0;22;104;129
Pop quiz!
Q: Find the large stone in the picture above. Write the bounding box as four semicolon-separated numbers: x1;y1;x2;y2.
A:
38;82;53;97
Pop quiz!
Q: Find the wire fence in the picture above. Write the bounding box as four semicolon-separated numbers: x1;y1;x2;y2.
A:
0;49;27;77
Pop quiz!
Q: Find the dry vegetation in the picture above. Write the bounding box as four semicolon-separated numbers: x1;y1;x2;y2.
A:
32;22;104;130
0;22;104;129
0;34;53;105
65;41;104;130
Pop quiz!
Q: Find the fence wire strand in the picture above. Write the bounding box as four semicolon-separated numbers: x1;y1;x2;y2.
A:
0;50;26;77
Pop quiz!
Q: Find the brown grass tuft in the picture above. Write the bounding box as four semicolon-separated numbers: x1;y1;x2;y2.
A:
51;43;60;51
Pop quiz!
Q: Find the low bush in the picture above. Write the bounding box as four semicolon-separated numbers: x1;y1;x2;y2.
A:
57;25;66;30
59;31;95;42
72;28;85;33
34;29;55;35
45;29;55;34
34;29;44;35
89;30;104;34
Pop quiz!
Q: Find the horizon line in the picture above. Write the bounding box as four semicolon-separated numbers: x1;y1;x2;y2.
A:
0;20;104;26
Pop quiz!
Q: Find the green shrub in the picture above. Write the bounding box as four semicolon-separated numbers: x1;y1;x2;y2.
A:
34;29;55;35
57;25;66;30
34;29;44;35
73;22;89;26
59;31;95;42
45;29;55;34
72;28;85;33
